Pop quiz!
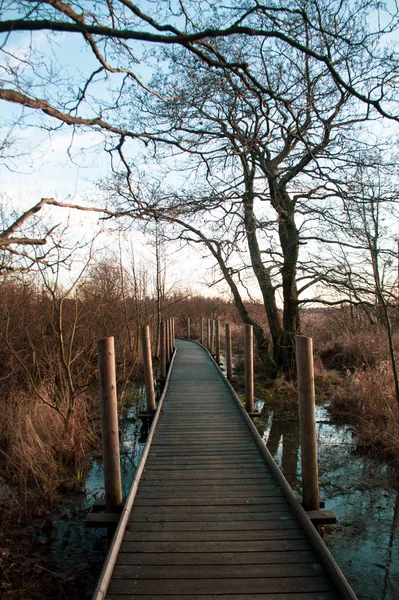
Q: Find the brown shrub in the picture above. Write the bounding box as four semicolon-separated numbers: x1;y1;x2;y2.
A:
330;361;399;461
0;391;98;506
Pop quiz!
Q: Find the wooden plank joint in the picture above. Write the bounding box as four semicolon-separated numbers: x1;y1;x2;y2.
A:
138;411;156;420
306;509;337;526
85;512;121;528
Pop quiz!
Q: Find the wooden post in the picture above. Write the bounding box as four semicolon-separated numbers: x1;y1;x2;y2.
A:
215;319;220;364
200;317;204;345
168;318;172;357
207;319;211;350
244;324;254;413
210;319;214;355
226;323;233;381
97;337;122;513
160;320;166;380
170;317;174;353
187;317;191;340
141;325;156;413
296;335;320;512
166;318;171;361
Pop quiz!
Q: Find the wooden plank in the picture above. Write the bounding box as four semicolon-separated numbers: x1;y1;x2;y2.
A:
112;562;325;579
129;507;293;521
145;459;267;467
147;452;264;460
115;549;318;566
134;496;287;507
85;513;120;527
149;449;263;456
306;509;337;525
150;443;257;450
137;482;277;492
141;474;273;482
140;477;276;486
141;469;272;479
106;594;337;600
151;434;258;440
131;503;292;521
136;486;281;498
119;539;313;553
156;425;246;430
128;519;299;532
123;529;306;542
107;576;334;595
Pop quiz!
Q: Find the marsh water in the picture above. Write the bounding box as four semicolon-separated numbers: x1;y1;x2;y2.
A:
256;399;399;600
36;382;399;599
30;387;148;598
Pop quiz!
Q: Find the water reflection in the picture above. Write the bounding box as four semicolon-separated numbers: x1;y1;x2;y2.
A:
32;384;148;598
258;400;399;600
263;403;301;493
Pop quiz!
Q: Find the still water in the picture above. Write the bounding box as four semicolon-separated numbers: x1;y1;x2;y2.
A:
257;400;399;600
37;388;147;598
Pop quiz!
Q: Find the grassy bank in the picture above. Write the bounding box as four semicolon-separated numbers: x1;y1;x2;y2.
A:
305;309;399;465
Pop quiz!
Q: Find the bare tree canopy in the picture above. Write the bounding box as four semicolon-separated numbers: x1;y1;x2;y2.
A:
1;0;399;142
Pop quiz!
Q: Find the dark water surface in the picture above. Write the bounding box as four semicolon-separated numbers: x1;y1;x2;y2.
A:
257;400;399;600
36;388;147;598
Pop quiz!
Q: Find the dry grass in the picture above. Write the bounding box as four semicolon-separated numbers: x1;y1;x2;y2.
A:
302;309;388;371
0;390;98;507
330;361;399;461
302;308;399;463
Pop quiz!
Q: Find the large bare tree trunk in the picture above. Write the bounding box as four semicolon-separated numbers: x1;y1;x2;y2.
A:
273;186;301;378
242;175;283;367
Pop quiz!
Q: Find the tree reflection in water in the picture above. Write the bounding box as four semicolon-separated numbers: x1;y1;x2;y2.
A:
263;403;301;493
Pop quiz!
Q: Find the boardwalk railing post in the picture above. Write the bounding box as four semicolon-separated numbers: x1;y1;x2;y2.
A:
160;320;167;381
165;319;171;361
215;319;220;364
226;323;233;381
187;317;191;340
97;337;122;513
210;319;215;355
141;325;156;414
171;317;175;353
200;317;204;345
244;324;254;414
296;335;320;512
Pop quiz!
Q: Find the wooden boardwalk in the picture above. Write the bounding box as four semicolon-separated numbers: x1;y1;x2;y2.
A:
94;339;357;600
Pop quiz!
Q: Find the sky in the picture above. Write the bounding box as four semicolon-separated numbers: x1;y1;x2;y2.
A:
0;25;227;298
0;138;222;296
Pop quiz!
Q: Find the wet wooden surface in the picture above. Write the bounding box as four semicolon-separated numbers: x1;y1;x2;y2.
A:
106;339;339;599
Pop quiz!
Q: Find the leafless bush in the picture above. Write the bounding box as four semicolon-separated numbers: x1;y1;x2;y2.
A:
331;361;399;461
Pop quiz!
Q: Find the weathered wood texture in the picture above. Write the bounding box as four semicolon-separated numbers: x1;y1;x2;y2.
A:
105;339;353;600
140;325;156;413
97;337;122;513
225;323;233;381
296;335;319;511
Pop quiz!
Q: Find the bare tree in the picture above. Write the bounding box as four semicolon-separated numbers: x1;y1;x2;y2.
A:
0;0;398;132
0;198;60;272
101;10;378;375
301;156;399;402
